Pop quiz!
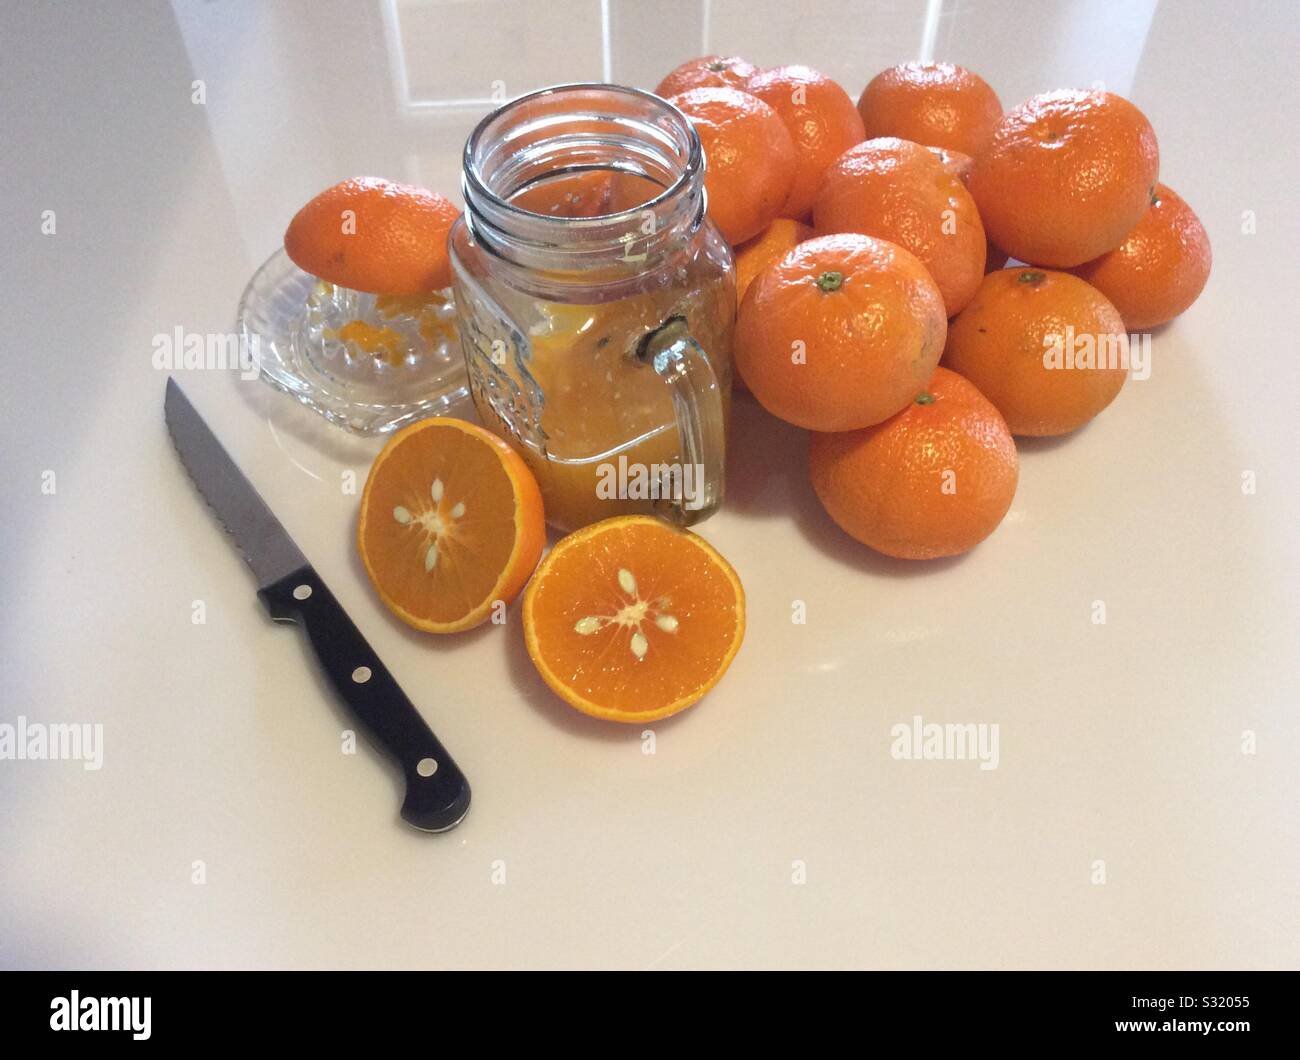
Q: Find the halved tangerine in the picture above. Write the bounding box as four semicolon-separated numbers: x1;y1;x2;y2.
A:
358;418;545;633
522;516;746;722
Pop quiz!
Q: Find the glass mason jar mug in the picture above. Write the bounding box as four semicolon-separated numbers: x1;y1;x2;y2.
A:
449;84;735;532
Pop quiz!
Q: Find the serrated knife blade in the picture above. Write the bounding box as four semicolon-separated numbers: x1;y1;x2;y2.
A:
164;377;307;587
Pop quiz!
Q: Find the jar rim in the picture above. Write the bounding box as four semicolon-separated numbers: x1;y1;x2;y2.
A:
461;81;704;229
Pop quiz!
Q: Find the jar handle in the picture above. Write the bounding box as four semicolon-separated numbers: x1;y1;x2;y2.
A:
634;317;726;525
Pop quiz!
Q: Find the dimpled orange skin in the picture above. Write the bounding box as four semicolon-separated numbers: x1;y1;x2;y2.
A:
655;55;757;97
856;62;1002;157
814;137;986;316
284;177;460;295
810;367;1018;560
670;87;797;245
735;233;947;431
735;218;815;304
927;146;1010;273
969;89;1159;268
1071;183;1212;330
733;218;814;393
943;268;1129;436
745;65;866;220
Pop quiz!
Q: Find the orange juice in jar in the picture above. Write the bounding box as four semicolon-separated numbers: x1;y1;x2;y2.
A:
450;85;735;532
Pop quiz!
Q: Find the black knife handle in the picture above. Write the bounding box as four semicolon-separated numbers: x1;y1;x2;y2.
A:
258;566;470;832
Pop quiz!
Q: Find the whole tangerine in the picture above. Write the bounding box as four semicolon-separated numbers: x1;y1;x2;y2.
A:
969;89;1159;267
814;137;987;316
670;87;797;245
656;55;757;98
736;232;947;431
809;366;1018;560
1072;183;1211;330
943;267;1129;436
285;177;460;295
745;64;866;220
856;62;1002;156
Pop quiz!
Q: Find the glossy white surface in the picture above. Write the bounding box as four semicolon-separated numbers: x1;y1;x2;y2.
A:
2;0;1298;969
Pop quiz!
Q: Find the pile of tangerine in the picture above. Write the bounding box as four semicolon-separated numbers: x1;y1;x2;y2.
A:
281;57;1212;724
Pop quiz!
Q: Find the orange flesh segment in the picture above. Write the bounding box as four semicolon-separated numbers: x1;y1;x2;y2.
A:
360;422;527;628
525;517;745;719
332;320;405;362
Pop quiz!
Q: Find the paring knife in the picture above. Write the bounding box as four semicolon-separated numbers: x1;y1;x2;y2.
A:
164;378;470;832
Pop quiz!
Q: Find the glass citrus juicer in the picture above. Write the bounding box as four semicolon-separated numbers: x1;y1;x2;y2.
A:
237;188;467;436
449;83;736;532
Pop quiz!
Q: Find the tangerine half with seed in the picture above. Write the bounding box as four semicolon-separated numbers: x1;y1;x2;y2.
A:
358;418;545;633
522;516;745;723
285;177;461;295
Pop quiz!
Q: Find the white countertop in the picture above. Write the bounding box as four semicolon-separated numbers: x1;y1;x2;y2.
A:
2;0;1298;969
